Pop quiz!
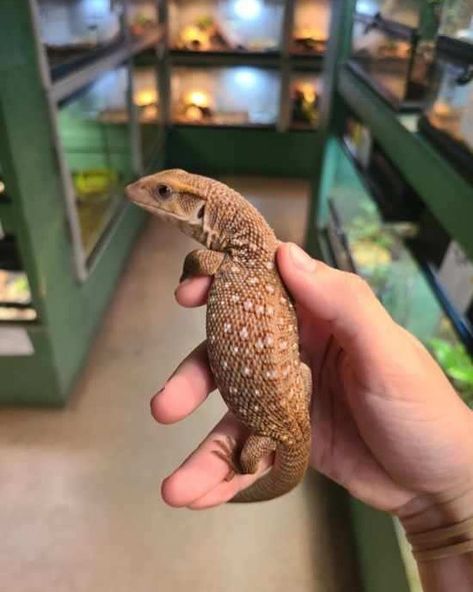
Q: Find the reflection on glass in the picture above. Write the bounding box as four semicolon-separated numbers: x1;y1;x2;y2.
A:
355;0;421;28
329;149;473;406
424;58;473;163
171;66;280;125
169;0;284;52
439;0;473;44
127;0;159;37
37;0;124;49
292;0;330;55
290;74;322;128
58;66;134;259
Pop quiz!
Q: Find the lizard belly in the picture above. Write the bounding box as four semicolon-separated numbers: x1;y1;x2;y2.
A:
206;267;303;435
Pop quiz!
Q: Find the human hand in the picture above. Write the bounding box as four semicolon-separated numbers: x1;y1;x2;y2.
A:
152;243;473;527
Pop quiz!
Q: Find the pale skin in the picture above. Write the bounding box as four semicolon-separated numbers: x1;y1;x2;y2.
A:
153;242;473;591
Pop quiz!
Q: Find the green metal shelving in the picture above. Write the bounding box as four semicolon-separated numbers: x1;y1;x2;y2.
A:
0;0;164;404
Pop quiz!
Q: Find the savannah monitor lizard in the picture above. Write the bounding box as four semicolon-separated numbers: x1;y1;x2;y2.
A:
126;170;312;502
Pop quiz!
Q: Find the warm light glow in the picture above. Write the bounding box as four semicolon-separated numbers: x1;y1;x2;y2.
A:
297;83;317;103
233;0;262;20
185;90;211;108
295;28;325;41
135;89;157;107
180;25;210;48
0;181;4;194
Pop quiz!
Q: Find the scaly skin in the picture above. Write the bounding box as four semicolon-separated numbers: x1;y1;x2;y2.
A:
126;170;311;502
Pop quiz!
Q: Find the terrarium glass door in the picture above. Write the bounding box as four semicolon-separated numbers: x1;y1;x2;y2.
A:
57;64;136;262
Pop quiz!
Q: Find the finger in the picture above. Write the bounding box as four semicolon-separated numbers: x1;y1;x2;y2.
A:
175;276;212;308
151;341;215;424
277;243;399;364
161;413;272;508
188;458;272;509
161;413;248;507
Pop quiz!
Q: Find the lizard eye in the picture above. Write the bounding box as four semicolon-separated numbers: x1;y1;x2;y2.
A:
154;184;172;200
197;204;205;220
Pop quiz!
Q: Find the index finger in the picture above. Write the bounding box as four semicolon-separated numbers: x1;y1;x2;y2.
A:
175;276;212;307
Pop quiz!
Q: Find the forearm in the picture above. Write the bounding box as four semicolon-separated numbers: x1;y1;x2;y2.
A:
416;553;473;592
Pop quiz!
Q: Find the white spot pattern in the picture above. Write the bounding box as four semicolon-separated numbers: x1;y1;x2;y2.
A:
243;300;253;311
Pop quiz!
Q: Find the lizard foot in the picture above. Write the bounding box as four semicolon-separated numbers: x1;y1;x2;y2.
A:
211;436;241;482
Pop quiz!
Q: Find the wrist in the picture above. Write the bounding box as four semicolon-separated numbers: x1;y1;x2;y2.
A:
398;486;473;534
398;486;473;563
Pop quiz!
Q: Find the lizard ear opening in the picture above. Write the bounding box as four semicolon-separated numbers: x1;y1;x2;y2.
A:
196;204;205;220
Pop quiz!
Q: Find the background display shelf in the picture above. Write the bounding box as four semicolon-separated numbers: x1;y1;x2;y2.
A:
292;0;330;56
354;0;421;29
438;0;473;47
289;72;322;129
127;0;160;38
418;37;473;181
0;233;36;323
349;12;432;111
327;145;473;407
170;65;281;126
37;0;127;79
168;0;285;54
57;65;135;262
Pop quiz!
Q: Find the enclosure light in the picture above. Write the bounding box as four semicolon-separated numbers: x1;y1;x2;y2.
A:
135;89;157;107
86;0;109;15
185;90;211;108
233;0;262;20
0;181;4;195
234;68;258;87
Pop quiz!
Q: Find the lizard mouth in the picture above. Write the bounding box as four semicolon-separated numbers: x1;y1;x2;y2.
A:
131;198;205;227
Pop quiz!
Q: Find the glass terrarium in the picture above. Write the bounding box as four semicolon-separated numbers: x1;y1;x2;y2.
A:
171;66;280;126
0;234;36;322
289;73;322;128
292;0;330;55
169;0;284;53
37;0;125;77
328;147;473;407
127;0;159;38
57;65;135;260
355;0;421;28
419;52;473;179
350;12;432;109
438;0;473;45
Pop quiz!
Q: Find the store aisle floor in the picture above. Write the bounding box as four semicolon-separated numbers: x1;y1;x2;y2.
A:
0;177;357;592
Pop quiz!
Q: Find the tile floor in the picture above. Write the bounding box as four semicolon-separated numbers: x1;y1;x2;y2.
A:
0;177;358;592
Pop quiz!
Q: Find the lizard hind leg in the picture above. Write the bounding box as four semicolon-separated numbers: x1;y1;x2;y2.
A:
239;434;277;475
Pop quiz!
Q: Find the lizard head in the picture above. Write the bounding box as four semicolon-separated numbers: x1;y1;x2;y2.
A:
126;169;207;235
126;168;275;252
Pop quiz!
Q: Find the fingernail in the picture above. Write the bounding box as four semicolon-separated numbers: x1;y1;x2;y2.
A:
289;243;316;272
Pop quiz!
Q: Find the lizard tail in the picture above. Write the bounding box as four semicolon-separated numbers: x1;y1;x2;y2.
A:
230;439;310;503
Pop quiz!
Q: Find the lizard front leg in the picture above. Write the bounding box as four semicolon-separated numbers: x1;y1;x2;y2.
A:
180;249;225;282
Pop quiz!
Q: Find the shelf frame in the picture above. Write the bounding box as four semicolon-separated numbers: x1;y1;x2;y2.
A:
337;65;473;261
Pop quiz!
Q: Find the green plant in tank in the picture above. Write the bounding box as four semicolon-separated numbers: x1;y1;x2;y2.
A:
429;338;473;406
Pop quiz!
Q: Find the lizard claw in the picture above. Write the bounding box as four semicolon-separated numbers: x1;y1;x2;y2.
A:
211;436;241;481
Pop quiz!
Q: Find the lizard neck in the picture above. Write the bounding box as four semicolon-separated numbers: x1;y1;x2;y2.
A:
202;188;278;260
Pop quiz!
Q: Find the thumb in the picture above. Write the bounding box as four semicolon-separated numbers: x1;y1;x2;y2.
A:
277;243;400;362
